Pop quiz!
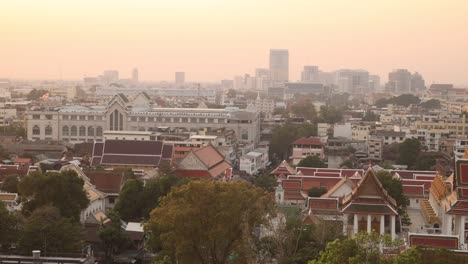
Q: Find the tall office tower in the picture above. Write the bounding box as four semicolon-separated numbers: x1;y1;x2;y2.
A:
369;75;381;91
269;49;289;83
387;69;412;93
233;75;244;90
255;68;270;90
301;66;320;83
335;69;369;94
102;70;119;84
411;72;426;91
132;68;139;83
175;72;185;87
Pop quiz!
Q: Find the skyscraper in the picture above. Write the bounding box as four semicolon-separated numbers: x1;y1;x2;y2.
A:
269;49;289;83
255;68;270;91
387;69;412;93
132;68;139;83
301;66;320;83
175;72;185;87
411;72;426;91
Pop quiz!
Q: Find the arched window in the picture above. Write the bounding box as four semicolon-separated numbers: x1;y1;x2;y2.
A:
32;125;40;135
45;125;52;135
139;127;145;131
62;126;69;136
88;126;94;137
79;126;86;137
71;126;77;136
96;126;103;136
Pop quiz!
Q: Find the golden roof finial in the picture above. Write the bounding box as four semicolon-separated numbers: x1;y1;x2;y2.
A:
464;147;468;159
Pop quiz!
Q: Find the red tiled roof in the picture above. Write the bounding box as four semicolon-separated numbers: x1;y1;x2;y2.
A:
104;140;163;155
409;234;458;249
282;180;302;189
86;172;123;194
296;167;316;175
292;137;323;146
194;145;224;168
402;185;425;197
14;158;33;164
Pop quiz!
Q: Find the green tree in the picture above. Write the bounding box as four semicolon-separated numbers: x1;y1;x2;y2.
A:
19;170;89;221
420;99;441;109
307;187;328;197
298;156;327;168
270;123;317;161
146;180;275;264
361;110;380;121
0;201;17;247
0;145;10;160
376;170;410;225
291;99;317;121
339;159;354;169
398;139;421;168
26;89;49;101
0;175;19;193
319;105;344;124
413;154;436;171
18;205;84;254
253;172;278;192
98;211;129;262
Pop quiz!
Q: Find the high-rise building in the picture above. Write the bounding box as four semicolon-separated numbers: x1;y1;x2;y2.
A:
335;69;369;94
255;68;270;91
269;49;289;83
132;68;139;83
301;66;320;83
102;70;119;84
175;72;185;87
411;72;426;91
387;69;412;93
369;75;381;91
233;75;244;90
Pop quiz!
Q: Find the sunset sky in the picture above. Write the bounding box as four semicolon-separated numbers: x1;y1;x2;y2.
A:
1;0;467;85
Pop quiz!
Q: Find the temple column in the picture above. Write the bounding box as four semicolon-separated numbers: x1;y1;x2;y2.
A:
380;215;385;235
445;214;453;235
343;214;349;235
391;215;396;240
367;215;372;233
354;214;358;235
460;215;466;249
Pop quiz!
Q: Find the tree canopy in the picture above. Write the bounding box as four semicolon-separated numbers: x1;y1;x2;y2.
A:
98;211;129;261
147;180;275;264
19;170;89;221
308;187;328;197
318;105;345;124
375;94;421;107
420;99;441;109
26;89;49;101
376;170;410;225
18;205;84;254
398;138;422;168
297;155;327;168
0;201;16;246
0;175;19;193
270;123;317;161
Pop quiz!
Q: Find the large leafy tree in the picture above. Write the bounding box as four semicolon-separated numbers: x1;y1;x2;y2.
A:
398;138;421;168
98;211;129;261
0;201;17;246
18;205;84;254
0;175;19;193
18;170;89;221
270;123;317;161
298;156;327;168
147;180;275;264
376;170;410;225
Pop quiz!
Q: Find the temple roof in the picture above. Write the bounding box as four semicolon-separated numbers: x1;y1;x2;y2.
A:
271;160;294;176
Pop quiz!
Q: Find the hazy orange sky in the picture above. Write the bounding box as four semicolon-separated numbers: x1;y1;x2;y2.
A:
1;0;468;85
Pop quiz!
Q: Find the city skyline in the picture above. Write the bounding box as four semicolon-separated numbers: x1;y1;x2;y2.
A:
1;0;468;85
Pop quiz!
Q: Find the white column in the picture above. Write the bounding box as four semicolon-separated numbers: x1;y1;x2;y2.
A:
367;215;372;233
460;215;466;249
343;214;349;235
354;214;359;235
391;215;396;240
380;215;385;235
446;214;453;235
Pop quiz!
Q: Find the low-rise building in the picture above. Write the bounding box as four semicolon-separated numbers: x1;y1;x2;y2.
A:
367;136;383;161
239;149;268;175
376;130;406;145
291;137;325;165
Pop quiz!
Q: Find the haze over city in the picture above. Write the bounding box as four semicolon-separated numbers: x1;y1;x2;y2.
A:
2;0;468;85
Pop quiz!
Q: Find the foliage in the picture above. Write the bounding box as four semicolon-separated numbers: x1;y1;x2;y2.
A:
413;154;436;171
318;105;344;124
398;138;421;168
98;211;129;262
114;175;183;222
375;94;421;108
361;110;380;121
253;172;277;192
270;123;317;161
227;89;236;99
0;145;10;160
420;99;441;109
0;201;17;246
298;156;327;168
291;99;318;121
339;159;354;169
146;180;275;264
376;170;410;225
18;205;84;254
307;187;328;197
0;175;19;193
26;89;49;101
18;170;89;221
0;125;26;137
382;143;400;163
309;232;399;264
378;161;394;170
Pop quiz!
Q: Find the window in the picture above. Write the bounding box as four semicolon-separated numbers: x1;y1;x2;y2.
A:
88;127;94;136
70;126;77;136
79;126;86;136
96;116;103;121
62;126;69;136
131;117;137;121
32;125;40;135
71;115;77;120
45;115;53;120
88;115;94;121
139;117;145;122
32;115;40;120
62;115;69;120
79;115;86;121
96;126;103;136
45;125;52;135
109;197;115;204
148;117;154;122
